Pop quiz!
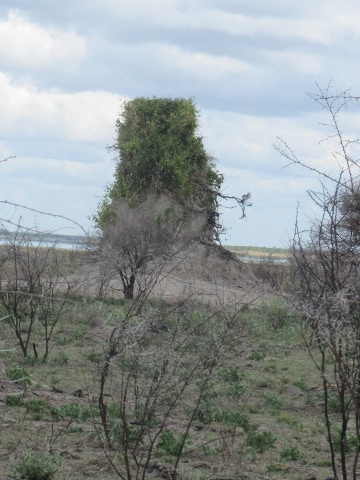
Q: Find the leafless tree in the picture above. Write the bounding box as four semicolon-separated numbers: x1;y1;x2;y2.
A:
276;83;360;479
96;202;175;300
0;227;82;360
96;291;248;480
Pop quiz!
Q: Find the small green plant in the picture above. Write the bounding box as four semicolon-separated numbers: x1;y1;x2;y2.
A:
68;426;84;434
263;393;283;410
109;421;139;448
200;445;220;458
280;446;304;461
5;394;23;406
258;380;269;388
12;449;61;480
214;409;251;431
260;301;292;330
51;352;69;366
25;399;50;420
247;431;276;453
50;374;61;385
276;414;302;430
293;377;308;392
217;366;241;382
194;392;216;425
6;364;32;386
332;431;359;453
87;351;104;364
25;355;40;367
248;404;260;414
226;380;246;398
263;363;277;373
249;350;266;361
50;403;92;422
157;430;190;458
327;391;351;414
316;459;333;467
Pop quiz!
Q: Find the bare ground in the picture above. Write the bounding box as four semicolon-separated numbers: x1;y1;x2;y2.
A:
153;242;271;306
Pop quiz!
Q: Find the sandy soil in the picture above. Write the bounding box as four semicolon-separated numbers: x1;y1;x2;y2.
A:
152;241;271;307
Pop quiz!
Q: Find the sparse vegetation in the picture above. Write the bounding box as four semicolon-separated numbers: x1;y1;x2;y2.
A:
4;87;359;480
0;292;339;479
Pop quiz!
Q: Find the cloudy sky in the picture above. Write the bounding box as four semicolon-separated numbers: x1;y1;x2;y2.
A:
1;1;359;246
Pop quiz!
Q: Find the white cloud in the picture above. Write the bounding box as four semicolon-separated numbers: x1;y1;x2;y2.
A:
0;153;114;233
0;73;124;142
156;44;251;80
90;0;358;45
265;50;322;75
202;109;327;170
0;10;87;71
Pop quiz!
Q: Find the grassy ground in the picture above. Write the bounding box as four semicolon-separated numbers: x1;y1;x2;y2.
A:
0;298;334;480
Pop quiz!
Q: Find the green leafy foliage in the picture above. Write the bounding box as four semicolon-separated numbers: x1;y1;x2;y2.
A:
12;450;61;480
109;421;139;448
50;403;93;422
280;446;305;461
247;430;276;453
95;97;223;228
5;394;23;406
6;364;32;386
157;430;191;458
25;399;50;415
262;393;283;410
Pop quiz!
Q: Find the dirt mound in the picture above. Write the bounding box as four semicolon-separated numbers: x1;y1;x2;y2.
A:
154;241;267;306
96;194;269;305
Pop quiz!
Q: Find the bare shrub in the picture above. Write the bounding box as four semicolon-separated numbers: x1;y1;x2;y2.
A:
95;201;176;301
276;83;360;479
250;254;291;292
96;292;248;479
0;227;82;359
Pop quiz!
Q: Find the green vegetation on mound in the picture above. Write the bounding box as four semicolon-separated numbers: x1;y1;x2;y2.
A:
95;97;223;229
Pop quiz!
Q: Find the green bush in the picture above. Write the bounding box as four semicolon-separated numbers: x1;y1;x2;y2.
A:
5;394;23;406
333;431;359;453
194;392;216;425
280;446;304;461
247;431;276;453
293;377;308;392
95;97;228;235
87;352;104;364
51;352;69;366
109;421;139;447
260;301;293;329
249;350;266;361
25;399;50;415
50;403;92;422
25;399;51;420
217;366;241;382
214;409;251;431
12;449;60;480
157;430;190;458
262;393;283;410
6;364;32;385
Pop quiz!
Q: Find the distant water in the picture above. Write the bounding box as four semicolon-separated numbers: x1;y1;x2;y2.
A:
0;232;87;250
238;255;288;264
